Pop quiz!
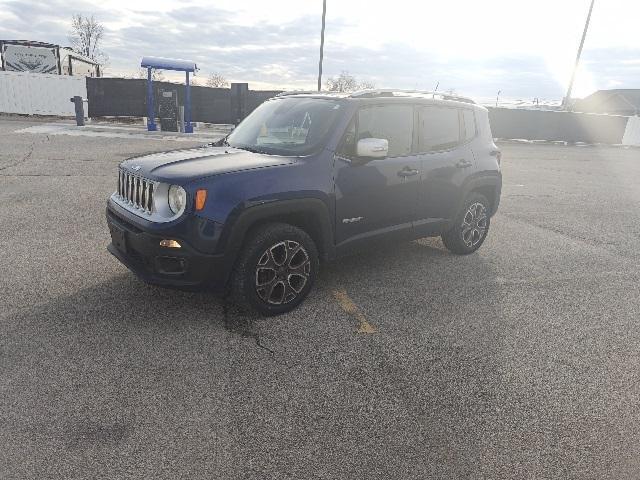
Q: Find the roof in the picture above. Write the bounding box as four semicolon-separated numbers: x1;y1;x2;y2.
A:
140;56;197;72
276;89;476;105
574;89;640;115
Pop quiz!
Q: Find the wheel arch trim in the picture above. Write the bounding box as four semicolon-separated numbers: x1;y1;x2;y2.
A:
461;172;502;216
219;197;334;264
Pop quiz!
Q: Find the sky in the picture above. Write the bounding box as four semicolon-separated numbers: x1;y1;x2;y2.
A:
1;0;639;101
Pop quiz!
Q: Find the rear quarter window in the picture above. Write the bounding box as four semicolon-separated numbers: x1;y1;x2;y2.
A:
476;108;493;141
462;109;477;141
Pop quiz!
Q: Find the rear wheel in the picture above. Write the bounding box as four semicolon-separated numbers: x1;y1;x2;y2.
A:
442;192;491;255
230;223;319;316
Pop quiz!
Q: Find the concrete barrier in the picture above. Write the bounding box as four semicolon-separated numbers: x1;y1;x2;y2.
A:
488;107;630;144
0;71;87;117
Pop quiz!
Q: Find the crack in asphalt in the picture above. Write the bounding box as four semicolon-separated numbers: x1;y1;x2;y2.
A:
221;301;275;355
0;135;50;172
0;141;36;172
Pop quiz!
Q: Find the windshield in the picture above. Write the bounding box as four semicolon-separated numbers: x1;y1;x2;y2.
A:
226;97;343;156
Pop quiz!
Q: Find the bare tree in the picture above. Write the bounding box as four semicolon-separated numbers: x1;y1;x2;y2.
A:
136;68;165;81
325;71;375;92
206;73;229;88
68;14;108;65
358;79;376;90
325;71;357;92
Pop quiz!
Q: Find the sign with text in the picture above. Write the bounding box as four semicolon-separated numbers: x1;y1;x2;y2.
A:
3;44;58;74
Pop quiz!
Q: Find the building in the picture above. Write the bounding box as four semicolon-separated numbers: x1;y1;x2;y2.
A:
0;40;101;77
573;89;640;116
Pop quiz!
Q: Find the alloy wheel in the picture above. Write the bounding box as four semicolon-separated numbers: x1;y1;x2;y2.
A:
461;202;488;248
255;240;311;305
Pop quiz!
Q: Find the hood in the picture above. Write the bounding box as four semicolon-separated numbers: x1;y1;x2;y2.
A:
120;147;296;183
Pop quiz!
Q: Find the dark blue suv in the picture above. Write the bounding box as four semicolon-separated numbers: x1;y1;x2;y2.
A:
106;90;502;315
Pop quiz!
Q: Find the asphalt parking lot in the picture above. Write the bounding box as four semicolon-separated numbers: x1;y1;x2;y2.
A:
1;116;640;479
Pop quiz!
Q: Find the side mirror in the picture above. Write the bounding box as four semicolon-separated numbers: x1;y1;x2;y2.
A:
356;138;388;159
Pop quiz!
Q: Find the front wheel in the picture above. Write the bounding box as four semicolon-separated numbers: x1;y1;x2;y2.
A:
230;223;319;316
441;193;491;255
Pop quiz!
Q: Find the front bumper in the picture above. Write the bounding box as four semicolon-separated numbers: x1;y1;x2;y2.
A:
106;202;230;291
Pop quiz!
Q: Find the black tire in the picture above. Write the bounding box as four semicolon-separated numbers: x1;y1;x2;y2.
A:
230;222;319;316
441;192;491;255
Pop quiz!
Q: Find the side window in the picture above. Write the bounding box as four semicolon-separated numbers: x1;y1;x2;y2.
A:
357;105;413;157
418;106;460;152
462;109;477;140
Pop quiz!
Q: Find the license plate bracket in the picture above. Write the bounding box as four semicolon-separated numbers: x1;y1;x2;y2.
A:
109;223;127;253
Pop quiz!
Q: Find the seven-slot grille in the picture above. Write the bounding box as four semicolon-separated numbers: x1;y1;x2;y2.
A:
117;168;154;214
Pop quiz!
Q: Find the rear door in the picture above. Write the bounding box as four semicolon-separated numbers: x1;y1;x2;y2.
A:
414;105;476;228
334;103;421;245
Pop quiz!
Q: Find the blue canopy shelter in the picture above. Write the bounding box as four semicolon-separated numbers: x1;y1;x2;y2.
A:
140;56;197;133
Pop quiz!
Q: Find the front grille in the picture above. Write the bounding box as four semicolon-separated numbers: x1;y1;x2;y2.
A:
117;168;155;214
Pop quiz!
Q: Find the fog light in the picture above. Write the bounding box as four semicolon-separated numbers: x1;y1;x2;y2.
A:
160;239;181;248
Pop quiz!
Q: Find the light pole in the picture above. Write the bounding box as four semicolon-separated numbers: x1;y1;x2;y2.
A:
563;0;596;109
317;0;327;92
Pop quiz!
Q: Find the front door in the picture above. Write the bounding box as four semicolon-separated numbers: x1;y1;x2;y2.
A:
334;104;420;245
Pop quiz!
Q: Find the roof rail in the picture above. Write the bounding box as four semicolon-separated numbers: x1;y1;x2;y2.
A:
276;90;318;97
275;90;349;97
349;89;475;104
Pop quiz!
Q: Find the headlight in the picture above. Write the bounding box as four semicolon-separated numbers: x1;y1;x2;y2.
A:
168;185;186;215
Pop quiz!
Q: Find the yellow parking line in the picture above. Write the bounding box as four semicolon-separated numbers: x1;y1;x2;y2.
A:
332;289;377;334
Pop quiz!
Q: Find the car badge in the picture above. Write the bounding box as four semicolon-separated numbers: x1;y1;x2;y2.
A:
131;165;142;171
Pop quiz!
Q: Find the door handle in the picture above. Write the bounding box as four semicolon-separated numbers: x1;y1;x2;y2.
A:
456;159;473;168
398;167;419;177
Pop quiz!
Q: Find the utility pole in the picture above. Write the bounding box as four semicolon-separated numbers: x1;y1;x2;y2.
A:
317;0;327;92
563;0;596;109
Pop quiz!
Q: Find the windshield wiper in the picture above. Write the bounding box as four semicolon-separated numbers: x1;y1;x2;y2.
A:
236;145;271;155
206;136;230;147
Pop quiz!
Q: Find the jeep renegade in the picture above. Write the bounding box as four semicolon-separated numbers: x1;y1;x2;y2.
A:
106;90;502;315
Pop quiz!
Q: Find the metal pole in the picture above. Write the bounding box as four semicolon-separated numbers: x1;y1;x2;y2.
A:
70;96;85;126
317;0;327;92
563;0;596;110
185;71;193;133
147;67;156;131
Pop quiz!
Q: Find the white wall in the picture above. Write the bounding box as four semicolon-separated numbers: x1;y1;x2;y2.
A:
0;70;87;117
622;116;640;146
